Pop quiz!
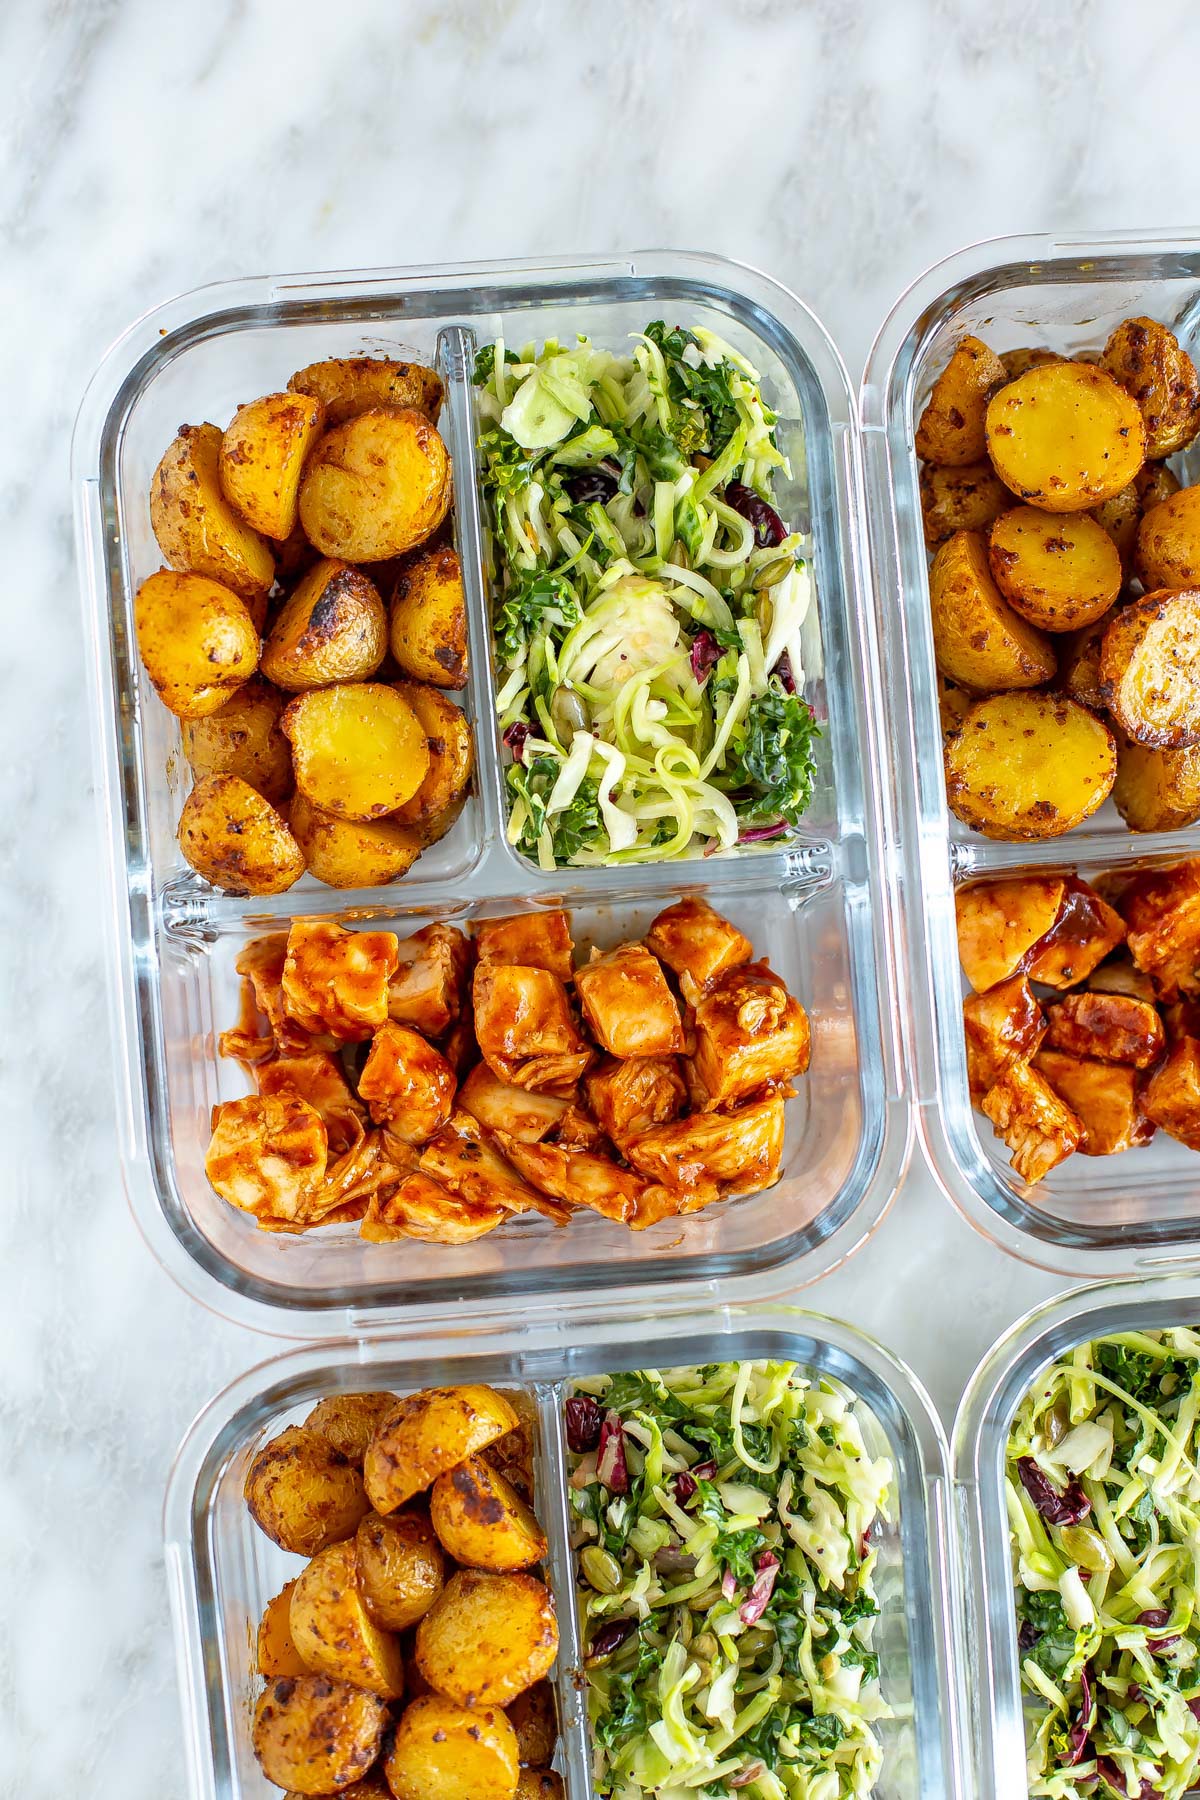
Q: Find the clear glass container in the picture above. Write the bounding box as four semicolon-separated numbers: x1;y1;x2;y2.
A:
73;253;908;1333
862;231;1200;1280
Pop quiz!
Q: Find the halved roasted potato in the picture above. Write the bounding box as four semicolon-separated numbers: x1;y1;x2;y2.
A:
257;1580;308;1677
516;1773;564;1799
289;356;443;428
1136;461;1183;511
915;336;1007;465
134;570;260;718
944;691;1116;839
305;1392;397;1465
288;792;424;889
390;683;473;826
220;391;325;539
181;675;292;802
364;1385;519;1514
1100;589;1200;747
282;682;429;819
178;774;305;895
507;1680;558;1766
1060;609;1115;713
1136;486;1200;591
415;1569;558;1708
999;347;1062;380
252;1674;387;1796
356;1508;446;1630
262;559;387;690
299;408;451;562
429;1456;547;1571
1100;316;1200;458
288;1537;405;1697
987;506;1121;632
1113;734;1200;832
151;422;276;600
985;362;1146;510
928;530;1055;691
938;677;974;740
389;545;469;687
1090;481;1142;571
383;1694;518;1800
244;1424;370;1556
920;459;1011;547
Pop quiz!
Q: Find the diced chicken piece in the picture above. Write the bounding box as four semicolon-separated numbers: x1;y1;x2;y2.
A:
234;933;317;1053
1023;880;1126;990
963;976;1045;1099
552;1104;607;1153
256;1051;366;1154
1143;1037;1200;1150
257;1199;370;1234
1163;999;1200;1041
440;1013;477;1076
282;919;399;1041
206;1093;328;1221
357;1023;456;1145
419;1110;571;1223
1116;861;1200;999
574;942;685;1059
475;910;575;981
1043;993;1165;1069
472;962;592;1091
388;923;472;1037
980;1063;1082;1185
627;1177;723;1230
584;1056;687;1146
360;1169;506;1244
458;1062;570;1143
687;961;810;1110
1034;1050;1154;1156
495;1134;646;1224
956;878;1066;992
626;1093;786;1199
378;1129;422;1177
1087;956;1158;1003
645;898;753;1005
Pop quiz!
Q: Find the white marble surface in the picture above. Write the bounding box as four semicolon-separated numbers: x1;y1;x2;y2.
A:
5;0;1199;1787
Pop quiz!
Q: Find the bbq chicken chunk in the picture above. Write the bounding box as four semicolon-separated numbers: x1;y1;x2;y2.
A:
1023;880;1125;990
962;976;1045;1100
687;961;810;1110
574;942;685;1059
419;1111;571;1222
1118;862;1200;999
357;1023;456;1145
226;932;316;1056
1086;957;1158;1003
472;962;592;1091
979;1063;1082;1185
645;898;752;1006
475;910;575;981
256;1051;366;1154
457;1063;570;1143
282;919;399;1040
360;1168;506;1245
495;1135;647;1224
626;1092;785;1198
1143;1037;1200;1150
1034;1050;1154;1156
1043;992;1165;1068
388;923;472;1037
956;877;1067;992
206;1093;328;1221
584;1056;686;1147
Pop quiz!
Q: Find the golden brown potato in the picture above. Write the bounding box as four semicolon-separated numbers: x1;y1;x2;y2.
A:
1100;316;1200;458
1136;486;1200;591
955;877;1067;992
257;1580;308;1678
944;692;1116;839
1100;589;1200;748
1043;991;1165;1068
262;559;387;690
515;1774;563;1800
429;1456;548;1572
928;530;1055;691
986;507;1121;632
356;1509;446;1630
1144;1037;1200;1148
915;336;1007;465
1090;482;1142;571
390;546;469;688
180;676;292;803
415;1569;558;1708
507;1681;557;1766
1113;735;1200;832
416;794;468;848
305;1392;397;1465
178;774;305;895
288;1538;405;1698
244;1424;370;1556
281;1779;391;1800
299;408;451;562
289;356;443;428
985;361;1146;510
288;792;424;889
383;1694;518;1800
1033;1049;1153;1155
134;569;259;718
999;347;1062;380
364;1386;519;1514
282;682;429;819
938;677;974;740
920;459;1011;547
252;1674;387;1795
390;683;473;826
220;391;325;539
980;1060;1083;1184
151;422;275;600
1060;609;1115;713
1136;461;1183;512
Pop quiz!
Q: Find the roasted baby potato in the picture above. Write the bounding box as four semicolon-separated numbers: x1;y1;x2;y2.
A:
298;407;451;562
287;792;424;889
1090;482;1142;571
1136;486;1200;591
429;1456;548;1571
415;1569;558;1708
383;1694;518;1800
364;1385;520;1513
391;683;473;826
1100;589;1200;747
180;676;292;802
920;459;1012;547
151;421;275;600
289;356;443;428
955;876;1067;992
1113;735;1200;832
244;1425;370;1556
178;774;305;894
257;1580;308;1678
1144;1037;1200;1149
288;1538;405;1697
282;682;429;818
1137;461;1183;511
356;1509;446;1630
134;569;259;718
262;559;387;690
252;1674;388;1796
1033;1049;1153;1156
220;391;325;540
1060;609;1115;713
516;1773;564;1800
915;335;1007;465
980;1060;1083;1184
928;530;1055;691
304;1392;397;1466
985;361;1146;510
507;1681;558;1766
999;347;1062;380
1100;316;1200;458
943;692;1116;839
986;506;1121;631
388;544;469;688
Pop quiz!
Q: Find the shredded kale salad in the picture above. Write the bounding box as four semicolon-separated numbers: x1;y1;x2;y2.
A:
473;325;821;868
1007;1330;1200;1798
565;1362;895;1798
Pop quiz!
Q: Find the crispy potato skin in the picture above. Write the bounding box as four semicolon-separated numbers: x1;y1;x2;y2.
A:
258;1580;308;1677
289;356;443;428
415;1569;558;1708
985;362;1146;510
384;1694;518;1800
507;1681;558;1766
181;676;292;802
178;774;304;894
288;792;424;888
304;1392;397;1465
244;1424;370;1556
429;1455;548;1571
282;682;429;819
391;683;473;826
999;347;1062;379
364;1385;519;1514
389;545;469;687
1061;609;1116;713
1137;486;1200;591
920;459;1011;547
289;1538;406;1698
262;559;387;690
1090;482;1142;571
1137;461;1183;511
151;422;275;599
515;1773;564;1800
928;530;1055;691
356;1509;446;1630
915;336;1007;465
220;391;325;539
1101;316;1200;458
299;407;452;562
1114;734;1200;832
1100;589;1200;748
987;506;1121;632
944;692;1116;839
252;1674;387;1795
134;569;260;718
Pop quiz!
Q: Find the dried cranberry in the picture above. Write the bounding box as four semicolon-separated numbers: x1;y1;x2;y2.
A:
1016;1457;1092;1526
724;480;786;548
597;1411;629;1494
690;630;721;681
673;1471;697;1504
1149;1636;1181;1655
1017;1620;1038;1653
564;468;619;506
503;720;530;763
693;1459;717;1481
1137;1608;1170;1628
1189;1695;1200;1720
776;650;797;694
587;1618;635;1661
564;1396;603;1454
1128;1683;1144;1705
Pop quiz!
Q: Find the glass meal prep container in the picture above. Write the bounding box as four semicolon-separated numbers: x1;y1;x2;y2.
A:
72;252;908;1333
862;230;1200;1282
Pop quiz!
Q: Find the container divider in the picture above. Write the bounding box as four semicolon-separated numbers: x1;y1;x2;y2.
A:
536;1380;596;1800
